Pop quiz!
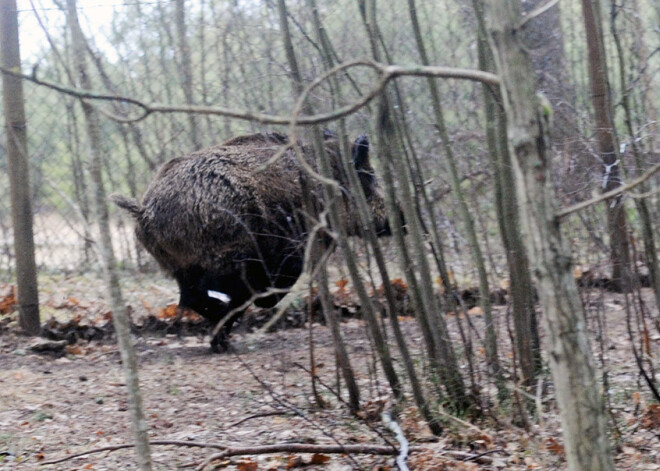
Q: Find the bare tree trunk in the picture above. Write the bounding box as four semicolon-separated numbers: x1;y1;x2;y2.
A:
361;0;470;412
65;1;152;469
629;0;657;153
521;0;592;185
610;3;660;319
359;0;469;412
316;253;361;413
472;0;541;387
407;0;503;396
581;0;631;292
485;2;615;469
276;0;365;412
307;0;442;434
175;0;201;150
0;0;40;335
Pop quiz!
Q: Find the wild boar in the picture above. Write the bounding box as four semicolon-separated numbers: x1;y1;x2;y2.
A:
113;131;393;351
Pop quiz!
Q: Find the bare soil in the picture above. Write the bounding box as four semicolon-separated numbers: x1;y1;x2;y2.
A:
0;276;659;471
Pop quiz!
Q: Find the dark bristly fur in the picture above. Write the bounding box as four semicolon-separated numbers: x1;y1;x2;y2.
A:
113;132;393;352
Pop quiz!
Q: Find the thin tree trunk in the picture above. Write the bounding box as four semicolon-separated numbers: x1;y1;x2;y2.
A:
0;0;40;335
307;0;442;434
65;2;152;469
581;0;631;292
610;3;660;320
521;0;592;191
175;0;201;150
276;0;365;412
407;0;503;396
472;0;541;386
361;0;469;412
485;2;616;469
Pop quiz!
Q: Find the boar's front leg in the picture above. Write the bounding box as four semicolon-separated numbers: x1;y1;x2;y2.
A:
175;267;251;353
209;311;241;353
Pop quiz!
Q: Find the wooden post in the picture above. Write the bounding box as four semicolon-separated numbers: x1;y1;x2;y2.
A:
1;0;40;335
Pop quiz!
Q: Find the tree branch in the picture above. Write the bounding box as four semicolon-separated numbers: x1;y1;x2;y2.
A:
40;440;228;465
518;0;560;29
196;442;409;470
0;60;499;125
555;161;660;220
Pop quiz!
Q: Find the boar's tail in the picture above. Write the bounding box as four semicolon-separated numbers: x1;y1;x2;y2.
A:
111;194;143;219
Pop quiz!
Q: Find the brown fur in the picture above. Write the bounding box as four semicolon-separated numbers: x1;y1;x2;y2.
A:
113;132;390;351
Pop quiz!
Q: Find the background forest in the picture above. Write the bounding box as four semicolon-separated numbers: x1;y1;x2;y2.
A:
0;0;659;469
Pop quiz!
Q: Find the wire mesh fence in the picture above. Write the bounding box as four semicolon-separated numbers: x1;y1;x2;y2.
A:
2;2;660;465
1;0;658;288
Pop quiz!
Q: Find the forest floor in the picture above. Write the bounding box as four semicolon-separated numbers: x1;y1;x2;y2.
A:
0;273;659;471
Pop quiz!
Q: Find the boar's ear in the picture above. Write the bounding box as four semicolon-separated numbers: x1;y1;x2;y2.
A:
352;135;376;196
352;135;371;170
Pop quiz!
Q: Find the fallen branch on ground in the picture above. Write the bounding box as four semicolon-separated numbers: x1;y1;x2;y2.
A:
226;411;292;429
40;440;228;465
195;443;416;471
40;440;507;469
39;441;419;467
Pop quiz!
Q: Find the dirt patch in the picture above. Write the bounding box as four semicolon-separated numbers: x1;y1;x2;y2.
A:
1;280;659;470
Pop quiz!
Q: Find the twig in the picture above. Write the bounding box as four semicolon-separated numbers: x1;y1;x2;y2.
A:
518;0;560;29
436;408;489;436
462;448;506;463
555;161;660;220
291;362;397;448
196;443;417;471
226;411;291;429
229;351;374;471
41;440;419;468
40;440;228;465
629;185;660;199
0;60;499;125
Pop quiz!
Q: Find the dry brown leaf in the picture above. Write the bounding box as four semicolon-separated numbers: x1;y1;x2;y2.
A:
67;296;80;306
237;458;258;471
544;437;564;456
641;404;660;429
158;303;179;319
286;455;304;469
65;345;82;355
0;285;16;314
391;278;408;290
335;278;349;290
310;453;331;464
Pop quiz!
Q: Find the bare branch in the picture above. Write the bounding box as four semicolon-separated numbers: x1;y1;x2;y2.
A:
555;161;660;220
518;0;560;29
40;440;228;465
196;443;410;471
41;439;498;468
226;411;291;429
0;60;499;125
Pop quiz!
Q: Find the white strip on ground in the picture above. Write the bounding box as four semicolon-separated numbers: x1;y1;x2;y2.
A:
382;410;409;471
